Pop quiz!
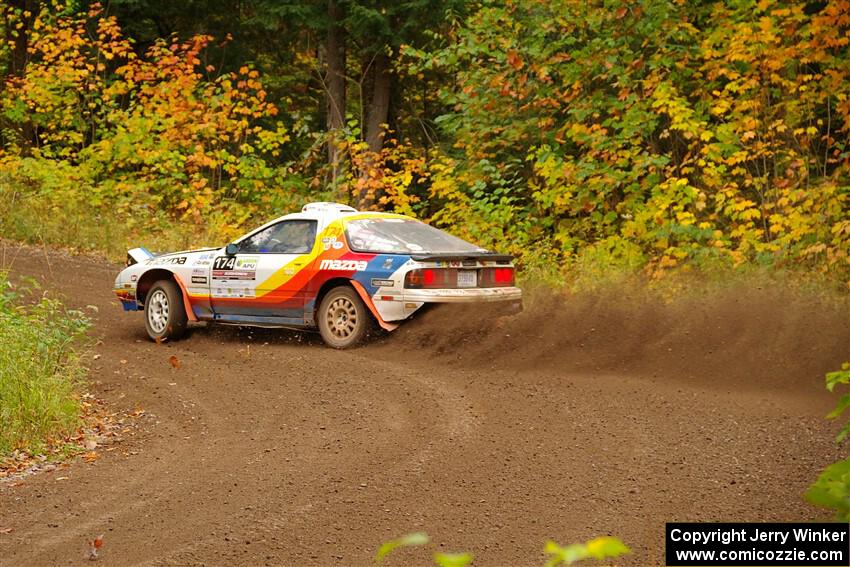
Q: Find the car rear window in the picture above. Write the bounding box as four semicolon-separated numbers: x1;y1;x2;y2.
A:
345;218;486;254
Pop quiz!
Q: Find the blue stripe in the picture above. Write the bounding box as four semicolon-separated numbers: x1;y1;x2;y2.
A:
351;254;410;295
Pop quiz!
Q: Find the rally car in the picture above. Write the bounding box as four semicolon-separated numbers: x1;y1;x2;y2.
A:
113;202;522;348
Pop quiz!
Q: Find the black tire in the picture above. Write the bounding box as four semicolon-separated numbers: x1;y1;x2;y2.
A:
317;286;371;349
144;279;188;341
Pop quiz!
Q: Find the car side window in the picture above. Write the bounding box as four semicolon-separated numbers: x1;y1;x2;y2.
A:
238;220;317;254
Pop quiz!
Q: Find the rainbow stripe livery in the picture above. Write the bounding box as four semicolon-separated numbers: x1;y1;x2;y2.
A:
113;202;522;348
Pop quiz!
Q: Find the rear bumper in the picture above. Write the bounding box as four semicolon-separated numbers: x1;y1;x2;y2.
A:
403;286;522;303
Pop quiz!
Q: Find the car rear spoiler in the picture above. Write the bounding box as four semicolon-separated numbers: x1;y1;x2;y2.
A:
410;252;513;264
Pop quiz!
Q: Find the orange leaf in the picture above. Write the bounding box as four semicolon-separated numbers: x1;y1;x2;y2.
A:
168;355;181;369
506;50;524;71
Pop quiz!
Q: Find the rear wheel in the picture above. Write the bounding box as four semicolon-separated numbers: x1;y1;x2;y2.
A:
144;280;188;341
318;286;371;349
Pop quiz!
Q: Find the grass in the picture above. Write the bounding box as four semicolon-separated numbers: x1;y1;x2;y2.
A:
0;273;91;457
0;183;239;263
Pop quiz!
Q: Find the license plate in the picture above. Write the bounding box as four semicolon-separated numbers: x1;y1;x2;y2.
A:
457;270;477;288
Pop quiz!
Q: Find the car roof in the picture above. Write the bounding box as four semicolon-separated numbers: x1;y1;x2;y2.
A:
241;202;407;240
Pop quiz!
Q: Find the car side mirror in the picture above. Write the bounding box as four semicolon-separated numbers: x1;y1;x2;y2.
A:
225;243;238;256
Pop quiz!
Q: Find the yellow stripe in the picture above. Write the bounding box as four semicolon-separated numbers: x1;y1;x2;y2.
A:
185;212;413;300
252;213;410;297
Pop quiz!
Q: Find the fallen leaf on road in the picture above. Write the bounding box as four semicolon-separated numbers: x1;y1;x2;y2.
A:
87;534;104;561
83;452;98;463
0;527;12;534
56;476;69;481
169;355;181;369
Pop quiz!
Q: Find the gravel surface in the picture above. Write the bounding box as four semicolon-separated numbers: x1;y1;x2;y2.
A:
0;243;847;566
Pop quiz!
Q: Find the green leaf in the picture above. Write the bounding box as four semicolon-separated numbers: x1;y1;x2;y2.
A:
836;422;850;444
826;364;850;392
544;540;589;566
806;457;850;520
544;537;629;566
585;536;631;560
433;551;474;567
827;394;850;420
375;532;430;563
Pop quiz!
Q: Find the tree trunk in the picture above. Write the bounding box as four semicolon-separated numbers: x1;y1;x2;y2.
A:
325;0;346;183
3;0;37;151
365;52;391;155
2;0;37;77
358;51;391;209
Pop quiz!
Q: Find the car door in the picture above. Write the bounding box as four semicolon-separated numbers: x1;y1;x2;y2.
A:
209;219;318;322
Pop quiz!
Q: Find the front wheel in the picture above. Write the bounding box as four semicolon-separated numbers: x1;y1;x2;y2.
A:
144;280;188;341
318;286;371;349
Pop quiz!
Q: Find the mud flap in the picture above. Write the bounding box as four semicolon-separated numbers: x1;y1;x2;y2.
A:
172;274;199;323
349;280;399;332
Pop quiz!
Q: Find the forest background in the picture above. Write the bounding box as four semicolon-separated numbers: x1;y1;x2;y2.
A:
0;0;848;288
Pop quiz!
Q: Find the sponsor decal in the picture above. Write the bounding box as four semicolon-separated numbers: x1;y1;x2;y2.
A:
322;236;338;251
211;286;255;298
383;258;394;269
130;274;138;282
212;256;257;280
235;257;258;270
146;255;187;266
371;278;395;288
191;275;208;284
332;241;344;249
320;259;368;271
213;270;255;281
213;256;236;270
213;256;258;271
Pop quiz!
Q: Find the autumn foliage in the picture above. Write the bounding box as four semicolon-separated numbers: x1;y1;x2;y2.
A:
0;3;292;243
1;0;849;285
402;0;850;283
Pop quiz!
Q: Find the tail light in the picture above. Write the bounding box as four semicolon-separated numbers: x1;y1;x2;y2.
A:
405;268;452;289
493;267;515;286
405;267;515;289
480;267;515;287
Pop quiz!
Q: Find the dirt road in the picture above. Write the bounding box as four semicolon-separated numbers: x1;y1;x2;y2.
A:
1;243;848;566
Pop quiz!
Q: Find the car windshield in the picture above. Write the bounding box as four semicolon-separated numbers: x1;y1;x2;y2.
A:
345;218;487;254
